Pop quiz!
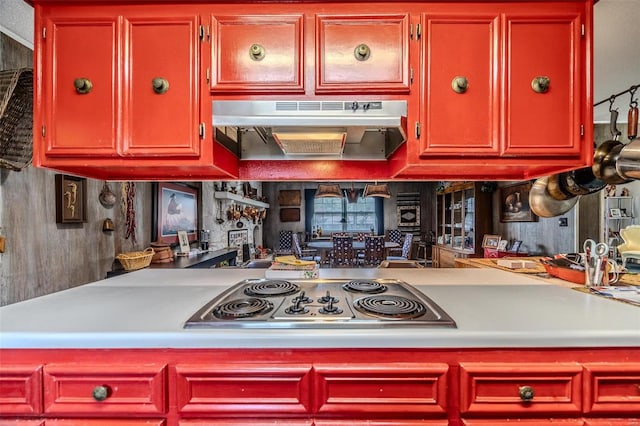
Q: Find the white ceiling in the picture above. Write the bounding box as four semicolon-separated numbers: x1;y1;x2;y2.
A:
1;0;637;122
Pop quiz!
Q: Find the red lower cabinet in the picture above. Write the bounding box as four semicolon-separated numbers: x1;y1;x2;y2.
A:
2;349;640;425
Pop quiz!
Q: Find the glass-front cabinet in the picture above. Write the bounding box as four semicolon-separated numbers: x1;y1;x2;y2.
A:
434;182;491;267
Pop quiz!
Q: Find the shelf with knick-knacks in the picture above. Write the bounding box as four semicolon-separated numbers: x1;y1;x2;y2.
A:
214;191;270;209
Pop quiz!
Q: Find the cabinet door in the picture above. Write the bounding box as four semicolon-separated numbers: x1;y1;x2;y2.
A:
503;7;583;157
316;14;410;93
0;364;42;415
42;14;119;157
313;363;448;416
459;362;583;415
210;14;304;93
123;14;201;157
43;364;166;415
583;363;640;415
421;12;499;155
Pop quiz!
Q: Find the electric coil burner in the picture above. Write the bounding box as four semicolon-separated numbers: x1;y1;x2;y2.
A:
185;279;456;329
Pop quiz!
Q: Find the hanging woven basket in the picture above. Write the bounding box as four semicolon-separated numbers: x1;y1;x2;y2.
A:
0;68;33;171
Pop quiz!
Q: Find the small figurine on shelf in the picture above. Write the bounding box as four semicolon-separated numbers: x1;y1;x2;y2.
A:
621;187;630;197
605;184;617;197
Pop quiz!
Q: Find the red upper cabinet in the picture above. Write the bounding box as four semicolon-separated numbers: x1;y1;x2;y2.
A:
316;14;410;93
209;14;304;93
41;14;119;157
502;6;583;157
123;15;201;157
420;11;499;156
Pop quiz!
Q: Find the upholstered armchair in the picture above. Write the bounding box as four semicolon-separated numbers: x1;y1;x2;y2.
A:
617;225;640;269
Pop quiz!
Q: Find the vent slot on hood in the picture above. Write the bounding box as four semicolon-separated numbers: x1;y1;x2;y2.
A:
212;100;407;160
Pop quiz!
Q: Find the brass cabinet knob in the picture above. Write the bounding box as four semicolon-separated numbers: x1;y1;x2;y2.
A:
451;76;469;94
152;77;169;94
74;78;93;94
92;385;109;401
531;76;550;93
354;43;371;61
518;385;535;402
249;44;265;61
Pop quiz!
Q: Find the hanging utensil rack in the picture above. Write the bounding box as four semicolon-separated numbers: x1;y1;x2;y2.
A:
594;84;639;107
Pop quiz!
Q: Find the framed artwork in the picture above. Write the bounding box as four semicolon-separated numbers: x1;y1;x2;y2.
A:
499;181;538;223
55;174;87;224
482;234;501;249
609;208;622;218
497;239;509;251
280;208;301;222
397;205;420;227
152;182;200;246
278;190;301;206
229;229;249;263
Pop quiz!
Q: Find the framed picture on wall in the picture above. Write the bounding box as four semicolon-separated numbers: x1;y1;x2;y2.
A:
152;182;200;246
499;181;538;222
55;174;87;224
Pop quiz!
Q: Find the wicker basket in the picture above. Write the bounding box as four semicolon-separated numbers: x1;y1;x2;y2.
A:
0;68;33;171
116;247;155;271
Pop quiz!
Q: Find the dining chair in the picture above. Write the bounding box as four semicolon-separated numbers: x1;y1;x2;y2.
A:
387;229;403;245
387;233;413;260
330;235;356;267
292;233;321;263
359;235;385;266
617;225;640;269
275;230;293;256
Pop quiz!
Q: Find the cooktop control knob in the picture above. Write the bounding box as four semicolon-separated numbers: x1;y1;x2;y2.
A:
319;298;343;315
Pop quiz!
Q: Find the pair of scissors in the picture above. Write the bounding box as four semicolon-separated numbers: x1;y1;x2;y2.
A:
583;239;608;262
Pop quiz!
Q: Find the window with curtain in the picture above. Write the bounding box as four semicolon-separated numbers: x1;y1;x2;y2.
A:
312;195;379;234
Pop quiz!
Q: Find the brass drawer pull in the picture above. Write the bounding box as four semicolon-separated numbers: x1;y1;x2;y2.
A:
152;77;169;94
354;43;371;61
249;44;266;61
531;76;550;93
519;385;535;402
451;76;468;94
92;384;110;401
74;78;93;94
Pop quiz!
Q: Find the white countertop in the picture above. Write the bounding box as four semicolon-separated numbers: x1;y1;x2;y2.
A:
1;268;638;349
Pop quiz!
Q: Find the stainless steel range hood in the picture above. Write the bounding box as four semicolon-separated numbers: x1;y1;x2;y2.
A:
212;100;407;160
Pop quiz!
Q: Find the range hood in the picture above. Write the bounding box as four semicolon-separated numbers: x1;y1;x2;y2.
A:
212;100;407;160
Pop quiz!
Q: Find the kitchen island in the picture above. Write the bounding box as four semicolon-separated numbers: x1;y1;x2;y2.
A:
1;268;638;424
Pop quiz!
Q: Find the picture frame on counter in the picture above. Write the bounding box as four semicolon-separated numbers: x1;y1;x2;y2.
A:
152;182;200;246
482;234;501;248
509;240;523;253
497;239;509;251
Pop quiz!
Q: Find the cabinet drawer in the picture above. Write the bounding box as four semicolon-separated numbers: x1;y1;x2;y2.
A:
0;364;42;415
210;14;304;93
316;14;410;93
180;421;312;426
175;363;312;416
43;363;166;415
583;363;640;414
460;362;582;415
46;421;165;426
463;421;584;426
313;363;448;416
